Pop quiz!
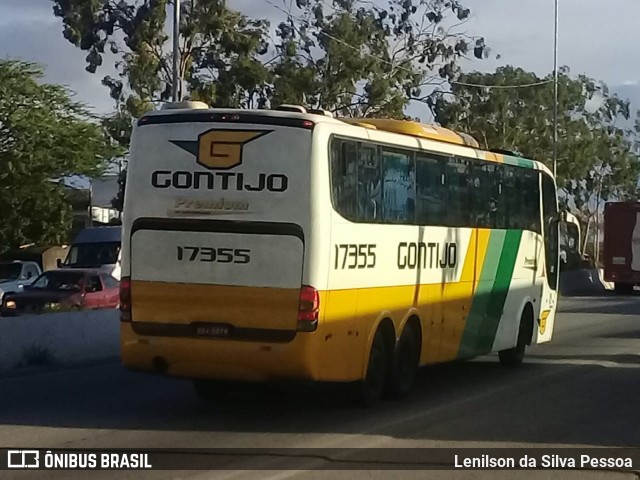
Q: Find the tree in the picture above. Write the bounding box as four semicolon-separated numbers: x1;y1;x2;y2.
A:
0;60;119;252
52;0;487;119
432;65;640;223
102;107;131;217
51;0;272;113
111;166;127;215
270;0;488;117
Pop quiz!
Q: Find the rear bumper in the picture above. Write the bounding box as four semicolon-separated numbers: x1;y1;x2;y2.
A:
121;322;358;382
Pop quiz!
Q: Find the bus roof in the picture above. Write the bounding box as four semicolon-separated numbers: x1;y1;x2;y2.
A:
138;104;552;177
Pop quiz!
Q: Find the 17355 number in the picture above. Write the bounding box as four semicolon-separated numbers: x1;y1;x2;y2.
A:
334;244;376;269
177;246;251;264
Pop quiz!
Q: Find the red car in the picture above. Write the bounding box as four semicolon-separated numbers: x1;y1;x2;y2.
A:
1;269;119;316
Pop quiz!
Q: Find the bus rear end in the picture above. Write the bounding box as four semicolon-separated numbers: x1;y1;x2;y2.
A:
120;107;322;383
603;201;640;292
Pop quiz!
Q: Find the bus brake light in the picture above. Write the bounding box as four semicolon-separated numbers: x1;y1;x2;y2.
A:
298;285;319;332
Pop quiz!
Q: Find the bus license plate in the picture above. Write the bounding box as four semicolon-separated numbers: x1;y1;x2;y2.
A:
195;324;231;338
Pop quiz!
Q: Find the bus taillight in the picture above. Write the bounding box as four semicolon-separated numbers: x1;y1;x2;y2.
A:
298;285;319;332
120;276;131;322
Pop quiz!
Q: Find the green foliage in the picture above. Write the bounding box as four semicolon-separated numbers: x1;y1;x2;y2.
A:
52;0;485;118
271;0;488;117
52;0;272;112
433;65;640;216
0;60;118;253
102;108;134;148
111;167;127;213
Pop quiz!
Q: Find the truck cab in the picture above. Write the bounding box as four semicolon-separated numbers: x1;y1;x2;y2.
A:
603;201;640;293
0;261;42;303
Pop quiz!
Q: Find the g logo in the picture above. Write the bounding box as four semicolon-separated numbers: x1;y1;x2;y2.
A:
171;129;271;170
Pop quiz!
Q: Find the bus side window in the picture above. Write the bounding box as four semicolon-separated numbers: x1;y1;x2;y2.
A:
521;170;541;233
444;158;465;227
514;168;541;233
357;143;381;222
489;163;505;229
330;138;359;220
471;162;489;228
381;148;413;224
502;165;520;229
415;153;445;225
475;162;504;229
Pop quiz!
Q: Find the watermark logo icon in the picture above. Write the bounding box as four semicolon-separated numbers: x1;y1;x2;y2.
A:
7;450;40;468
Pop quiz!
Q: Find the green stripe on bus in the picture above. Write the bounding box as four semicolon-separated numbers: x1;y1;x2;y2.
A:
475;229;523;353
516;158;534;168
501;155;534;169
457;230;506;358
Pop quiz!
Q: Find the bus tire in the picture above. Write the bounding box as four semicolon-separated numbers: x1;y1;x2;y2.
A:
355;329;388;408
499;306;533;367
192;379;231;402
386;322;420;400
614;283;634;294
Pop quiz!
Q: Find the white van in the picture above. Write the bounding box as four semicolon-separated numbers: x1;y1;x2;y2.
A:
61;226;122;280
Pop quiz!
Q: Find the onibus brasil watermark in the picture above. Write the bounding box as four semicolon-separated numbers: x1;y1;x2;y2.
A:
7;450;151;470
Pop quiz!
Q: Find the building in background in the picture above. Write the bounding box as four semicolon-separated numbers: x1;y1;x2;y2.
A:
90;175;120;225
63;183;92;241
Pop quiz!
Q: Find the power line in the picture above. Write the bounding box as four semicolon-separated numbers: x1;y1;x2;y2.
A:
453;79;553;89
265;0;554;91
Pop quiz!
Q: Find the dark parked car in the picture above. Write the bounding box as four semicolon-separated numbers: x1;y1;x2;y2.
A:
1;269;119;316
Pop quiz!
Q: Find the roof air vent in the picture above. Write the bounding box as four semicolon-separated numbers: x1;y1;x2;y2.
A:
275;104;307;113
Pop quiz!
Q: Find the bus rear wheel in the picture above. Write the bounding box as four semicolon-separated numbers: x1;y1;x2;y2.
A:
386;323;420;400
354;329;388;408
192;379;232;402
499;307;532;367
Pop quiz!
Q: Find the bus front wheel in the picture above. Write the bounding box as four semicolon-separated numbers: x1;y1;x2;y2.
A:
499;307;533;367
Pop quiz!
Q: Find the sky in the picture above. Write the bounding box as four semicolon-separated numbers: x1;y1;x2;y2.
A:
1;0;639;119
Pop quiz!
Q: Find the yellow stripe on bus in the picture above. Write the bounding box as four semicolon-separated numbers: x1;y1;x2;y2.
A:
484;151;505;164
128;229;499;381
131;280;300;330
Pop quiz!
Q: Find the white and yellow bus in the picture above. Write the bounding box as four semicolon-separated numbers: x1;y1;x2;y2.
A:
120;102;560;406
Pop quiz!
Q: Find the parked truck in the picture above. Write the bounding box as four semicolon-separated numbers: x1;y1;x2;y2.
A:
0;261;43;304
0;245;69;272
603;201;640;293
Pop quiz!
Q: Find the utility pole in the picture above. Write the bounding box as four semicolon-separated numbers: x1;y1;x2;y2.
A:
553;0;559;178
172;0;181;102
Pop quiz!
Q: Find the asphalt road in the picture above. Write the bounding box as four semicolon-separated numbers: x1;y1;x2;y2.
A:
1;295;640;479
